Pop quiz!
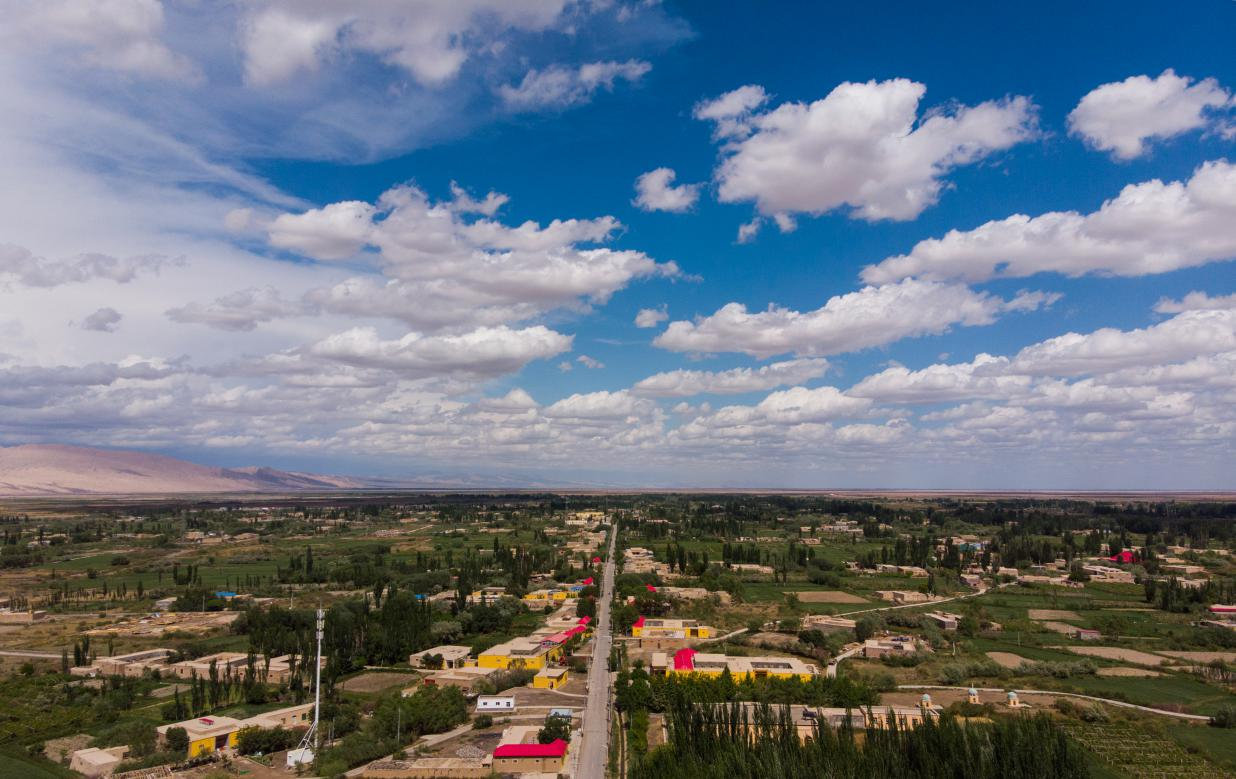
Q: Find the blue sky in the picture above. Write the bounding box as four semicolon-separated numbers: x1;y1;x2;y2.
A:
0;0;1234;488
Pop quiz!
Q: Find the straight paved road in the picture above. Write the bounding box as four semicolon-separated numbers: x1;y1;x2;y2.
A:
577;519;618;778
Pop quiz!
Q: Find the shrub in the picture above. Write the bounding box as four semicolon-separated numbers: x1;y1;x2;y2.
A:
937;660;1003;685
1016;660;1097;679
1210;704;1236;728
164;726;189;756
473;714;493;730
236;726;298;755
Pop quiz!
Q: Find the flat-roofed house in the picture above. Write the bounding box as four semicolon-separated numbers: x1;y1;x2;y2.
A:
477;636;562;670
532;666;569;689
409;645;471;669
650;648;817;681
157;704;314;758
415;666;499;695
476;695;516;712
243;703;314;729
631;616;714;639
923;611;961;631
157;715;243;757
69;746;128;778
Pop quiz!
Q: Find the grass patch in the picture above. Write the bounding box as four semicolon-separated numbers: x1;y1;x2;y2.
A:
0;749;76;778
1063;674;1236;716
1164;723;1236;774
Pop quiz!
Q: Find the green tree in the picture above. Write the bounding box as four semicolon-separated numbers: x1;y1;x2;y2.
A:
537;714;571;744
164;727;189;756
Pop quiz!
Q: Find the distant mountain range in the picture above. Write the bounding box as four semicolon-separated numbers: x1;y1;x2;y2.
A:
0;443;611;495
0;444;382;496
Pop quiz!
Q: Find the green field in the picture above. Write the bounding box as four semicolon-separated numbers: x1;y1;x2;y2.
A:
1164;723;1236;774
1063;674;1236;716
0;750;75;779
1062;721;1224;779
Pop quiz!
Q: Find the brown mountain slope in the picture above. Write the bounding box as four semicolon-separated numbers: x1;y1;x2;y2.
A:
0;444;369;495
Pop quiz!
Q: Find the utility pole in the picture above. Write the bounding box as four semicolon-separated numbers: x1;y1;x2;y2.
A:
288;607;324;768
313;607;323;751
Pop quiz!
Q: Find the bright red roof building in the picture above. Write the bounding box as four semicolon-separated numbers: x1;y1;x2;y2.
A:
1109;550;1136;564
646;584;657;592
578;616;591;625
592;556;601;564
673;647;697;670
582;577;594;586
494;739;568;758
632;615;645;629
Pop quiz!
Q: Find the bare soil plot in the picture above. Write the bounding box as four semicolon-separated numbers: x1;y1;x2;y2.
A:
785;590;867;603
748;631;800;648
339;671;418;693
1028;609;1081;621
986;651;1031;669
1051;646;1168;666
1096;667;1162;677
43;733;90;763
1156;651;1236;663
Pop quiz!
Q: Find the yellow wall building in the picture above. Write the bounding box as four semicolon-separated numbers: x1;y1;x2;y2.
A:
650;649;818;682
158;716;242;758
477;637;562;670
532;667;569;689
631;616;713;639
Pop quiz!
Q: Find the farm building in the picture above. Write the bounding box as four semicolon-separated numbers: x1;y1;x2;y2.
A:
650;648;818;681
477;636;563;670
158;715;242;757
532;666;569;689
414;666;499;695
492;739;569;774
156;703;314;758
631;616;714;639
409;645;471;669
69;746;128;778
923;611;961;631
476;695;517;712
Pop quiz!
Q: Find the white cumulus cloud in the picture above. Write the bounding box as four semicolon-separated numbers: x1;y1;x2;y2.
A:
863;160;1236;284
633;168;701;212
699;78;1038;223
1068;70;1234;160
631;358;829;397
654;278;1055;359
309;324;571;378
634;307;669;328
239;0;574;88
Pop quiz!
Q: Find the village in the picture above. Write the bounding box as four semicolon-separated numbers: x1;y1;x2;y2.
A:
0;494;1231;779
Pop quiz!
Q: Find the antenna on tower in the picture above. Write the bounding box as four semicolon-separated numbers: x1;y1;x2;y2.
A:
288;607;324;769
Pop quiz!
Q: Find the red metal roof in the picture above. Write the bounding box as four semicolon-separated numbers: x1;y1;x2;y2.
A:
582;577;594;585
1210;605;1236;613
673;647;696;670
494;739;568;758
646;584;657;592
633;615;645;628
543;631;572;645
578;616;591;625
592;556;601;563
